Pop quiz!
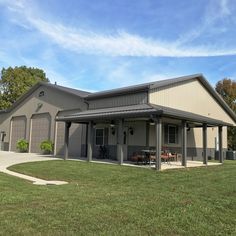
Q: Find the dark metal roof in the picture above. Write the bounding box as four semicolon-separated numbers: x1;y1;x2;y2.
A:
56;104;161;121
0;82;90;114
44;83;90;98
85;73;236;124
56;103;232;126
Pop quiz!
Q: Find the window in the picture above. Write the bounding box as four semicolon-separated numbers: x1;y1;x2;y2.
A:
95;128;104;146
164;125;178;144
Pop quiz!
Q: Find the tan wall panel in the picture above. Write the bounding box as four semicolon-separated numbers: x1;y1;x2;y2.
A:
149;80;235;125
0;85;87;148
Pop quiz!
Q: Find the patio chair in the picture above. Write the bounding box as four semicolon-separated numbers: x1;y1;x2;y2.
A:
161;153;171;164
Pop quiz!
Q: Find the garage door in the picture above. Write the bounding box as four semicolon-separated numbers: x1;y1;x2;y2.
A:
10;116;27;151
30;113;51;153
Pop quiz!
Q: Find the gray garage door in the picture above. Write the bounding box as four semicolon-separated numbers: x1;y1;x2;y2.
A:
30;113;51;153
10;116;27;151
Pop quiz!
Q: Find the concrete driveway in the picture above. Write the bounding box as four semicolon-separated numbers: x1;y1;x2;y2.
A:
0;151;67;185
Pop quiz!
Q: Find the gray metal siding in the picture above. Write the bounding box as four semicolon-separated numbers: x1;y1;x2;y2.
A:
89;92;147;109
55;122;83;157
10;116;27;151
55;121;65;156
30;113;51;153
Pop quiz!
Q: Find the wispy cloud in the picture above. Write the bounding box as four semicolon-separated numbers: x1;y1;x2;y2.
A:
1;0;236;58
176;0;232;45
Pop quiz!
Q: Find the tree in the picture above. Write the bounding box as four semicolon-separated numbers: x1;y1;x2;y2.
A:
0;66;49;110
215;78;236;150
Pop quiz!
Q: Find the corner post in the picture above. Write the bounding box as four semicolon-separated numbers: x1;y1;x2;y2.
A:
87;121;93;162
218;126;223;163
155;117;162;170
64;121;71;160
181;120;187;167
117;119;124;165
203;123;208;165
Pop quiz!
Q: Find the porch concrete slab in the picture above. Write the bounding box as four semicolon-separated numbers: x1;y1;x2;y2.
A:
68;157;222;170
0;151;68;185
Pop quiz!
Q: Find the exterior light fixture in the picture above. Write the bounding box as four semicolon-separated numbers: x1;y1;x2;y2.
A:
187;123;191;131
110;120;115;127
128;127;134;135
149;119;155;125
111;127;116;135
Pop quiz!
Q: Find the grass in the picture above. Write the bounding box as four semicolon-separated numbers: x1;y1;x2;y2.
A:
0;160;235;235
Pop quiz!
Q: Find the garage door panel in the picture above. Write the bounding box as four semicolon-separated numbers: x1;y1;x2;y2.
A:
30;113;51;153
10;116;27;152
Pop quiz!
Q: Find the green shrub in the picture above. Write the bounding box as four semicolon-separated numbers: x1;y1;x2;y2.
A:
16;139;29;152
40;140;53;154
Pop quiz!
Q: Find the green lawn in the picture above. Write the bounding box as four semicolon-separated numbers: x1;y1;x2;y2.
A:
0;160;235;235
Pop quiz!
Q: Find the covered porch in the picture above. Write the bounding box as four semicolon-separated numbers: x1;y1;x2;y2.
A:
57;104;230;170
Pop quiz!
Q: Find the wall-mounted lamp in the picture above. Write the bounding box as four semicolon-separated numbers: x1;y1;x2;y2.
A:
149;119;155;125
187;123;191;131
111;127;116;135
110;120;115;127
128;127;134;135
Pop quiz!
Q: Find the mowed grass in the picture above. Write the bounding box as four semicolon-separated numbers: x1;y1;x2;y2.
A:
0;160;235;235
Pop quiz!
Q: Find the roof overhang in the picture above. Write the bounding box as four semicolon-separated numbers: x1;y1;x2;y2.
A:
56;103;232;127
56;104;162;122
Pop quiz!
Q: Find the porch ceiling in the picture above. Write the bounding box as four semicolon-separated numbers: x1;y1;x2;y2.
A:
56;103;232;127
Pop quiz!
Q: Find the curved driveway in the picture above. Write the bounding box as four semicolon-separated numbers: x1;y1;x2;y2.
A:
0;151;68;185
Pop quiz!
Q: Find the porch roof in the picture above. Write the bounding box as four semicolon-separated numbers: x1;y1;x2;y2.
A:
57;104;161;121
56;103;232;126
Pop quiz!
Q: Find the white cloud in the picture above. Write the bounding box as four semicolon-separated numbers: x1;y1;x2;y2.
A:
1;0;236;58
220;0;231;16
176;0;232;45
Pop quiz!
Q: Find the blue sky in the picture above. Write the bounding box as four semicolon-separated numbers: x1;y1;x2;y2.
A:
0;0;236;92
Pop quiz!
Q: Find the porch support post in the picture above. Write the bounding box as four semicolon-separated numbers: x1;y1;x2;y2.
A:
181;120;187;167
117;119;124;165
64;121;71;160
218;126;223;163
87;121;93;162
203;123;208;165
155;117;162;171
146;121;150;147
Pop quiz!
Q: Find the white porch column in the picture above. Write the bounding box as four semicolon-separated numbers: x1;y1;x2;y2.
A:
218;126;223;163
87;121;93;162
64;121;71;160
155;118;162;171
181;120;187;167
203;123;208;165
117;119;124;165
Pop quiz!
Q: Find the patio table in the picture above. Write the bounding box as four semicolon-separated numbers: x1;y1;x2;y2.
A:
141;150;156;166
